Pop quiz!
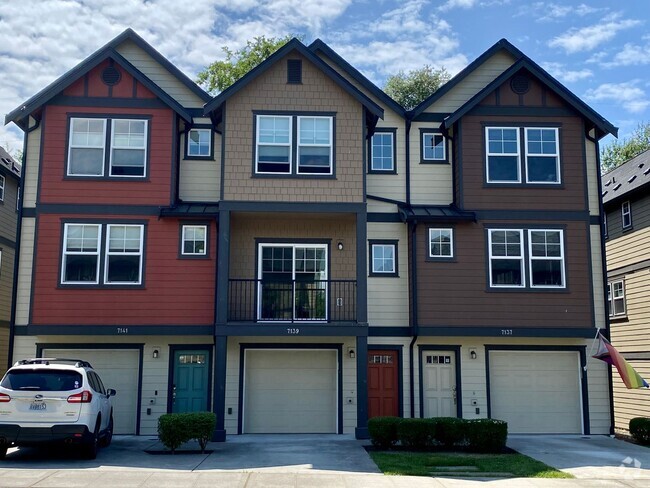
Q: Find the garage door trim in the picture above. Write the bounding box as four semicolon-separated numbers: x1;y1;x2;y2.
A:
485;345;589;435
238;343;343;435
36;342;144;434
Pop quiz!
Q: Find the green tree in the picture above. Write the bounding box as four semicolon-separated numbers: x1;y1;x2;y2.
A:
601;122;650;173
196;35;300;94
383;66;451;110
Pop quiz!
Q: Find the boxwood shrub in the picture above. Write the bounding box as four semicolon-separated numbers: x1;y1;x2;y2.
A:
630;417;650;445
368;416;401;449
436;417;467;448
465;419;508;452
158;412;217;453
396;418;436;449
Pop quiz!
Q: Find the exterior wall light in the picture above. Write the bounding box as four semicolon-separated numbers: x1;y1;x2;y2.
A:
348;348;355;359
337;241;344;251
153;349;159;359
469;348;477;360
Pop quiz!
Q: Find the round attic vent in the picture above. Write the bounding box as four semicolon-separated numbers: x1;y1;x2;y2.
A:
510;75;530;95
101;66;122;86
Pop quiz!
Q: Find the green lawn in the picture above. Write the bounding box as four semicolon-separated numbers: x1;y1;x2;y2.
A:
369;451;573;478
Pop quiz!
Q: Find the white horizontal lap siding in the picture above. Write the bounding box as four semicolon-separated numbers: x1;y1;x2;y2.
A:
590;226;606;329
24;123;41;208
606;227;650;269
179;132;221;202
409;121;453;205
15;219;35;326
367;113;407;203
585;138;600;216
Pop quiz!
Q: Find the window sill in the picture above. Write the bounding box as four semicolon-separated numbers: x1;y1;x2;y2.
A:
609;315;629;322
178;254;211;260
252;173;336;179
420;160;449;165
63;175;149;182
425;256;456;263
485;286;569;293
368;273;400;278
184;156;215;161
368;169;397;175
483;182;564;189
57;283;145;290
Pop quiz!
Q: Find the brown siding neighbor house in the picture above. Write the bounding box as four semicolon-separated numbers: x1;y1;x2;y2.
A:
602;149;650;436
3;30;615;439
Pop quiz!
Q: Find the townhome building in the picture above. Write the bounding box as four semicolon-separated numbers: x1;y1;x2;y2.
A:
5;29;616;439
601;149;650;436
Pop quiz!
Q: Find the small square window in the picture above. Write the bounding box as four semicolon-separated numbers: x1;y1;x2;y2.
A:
182;225;208;256
369;240;398;277
187;129;212;158
429;228;453;258
422;132;446;162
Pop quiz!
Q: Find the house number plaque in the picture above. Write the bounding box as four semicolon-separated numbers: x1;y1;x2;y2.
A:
117;327;129;334
287;328;300;335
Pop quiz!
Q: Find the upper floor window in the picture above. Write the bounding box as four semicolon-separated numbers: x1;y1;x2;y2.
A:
181;225;207;256
429;228;453;258
485;126;560;184
370;130;395;172
0;175;5;201
528;230;565;287
622;201;632;229
67;117;148;178
255;114;334;176
488;229;524;287
369;240;398;277
608;280;626;317
62;224;101;284
603;212;608;239
421;131;446;162
105;224;144;284
187;128;212;158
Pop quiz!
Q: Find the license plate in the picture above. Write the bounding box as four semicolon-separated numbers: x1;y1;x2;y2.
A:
29;402;46;411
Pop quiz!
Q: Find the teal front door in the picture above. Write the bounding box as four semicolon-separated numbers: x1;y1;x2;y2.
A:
172;350;210;413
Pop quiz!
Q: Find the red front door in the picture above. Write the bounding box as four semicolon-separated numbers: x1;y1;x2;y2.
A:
368;350;399;418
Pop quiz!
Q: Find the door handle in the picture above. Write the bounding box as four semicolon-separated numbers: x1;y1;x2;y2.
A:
172;384;176;403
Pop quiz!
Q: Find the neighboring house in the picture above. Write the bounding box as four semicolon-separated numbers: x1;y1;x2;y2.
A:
601;149;650;436
0;147;20;376
4;29;615;438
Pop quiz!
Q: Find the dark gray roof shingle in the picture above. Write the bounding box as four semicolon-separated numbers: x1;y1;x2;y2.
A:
601;149;650;205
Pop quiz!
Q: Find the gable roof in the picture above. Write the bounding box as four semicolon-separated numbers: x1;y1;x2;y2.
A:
203;38;384;119
601;149;650;205
5;29;210;127
308;39;405;117
0;146;21;180
411;38;617;139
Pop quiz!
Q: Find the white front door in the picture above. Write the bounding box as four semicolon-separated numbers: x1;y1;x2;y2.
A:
422;351;457;418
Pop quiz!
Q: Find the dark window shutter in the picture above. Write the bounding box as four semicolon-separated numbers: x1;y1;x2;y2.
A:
287;59;302;84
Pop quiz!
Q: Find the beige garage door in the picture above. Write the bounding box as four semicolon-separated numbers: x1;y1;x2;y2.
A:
489;351;582;434
243;349;337;434
44;348;140;434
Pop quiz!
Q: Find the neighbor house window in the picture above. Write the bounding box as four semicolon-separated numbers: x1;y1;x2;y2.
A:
486;127;520;182
608;280;626;317
370;241;398;277
187;128;211;158
182;225;207;256
622;201;632;229
528;230;564;287
297;116;333;174
256;115;291;174
105;225;144;284
0;175;5;201
422;132;446;161
67;117;148;178
429;228;453;258
488;229;524;287
525;128;560;183
370;131;395;172
62;224;101;284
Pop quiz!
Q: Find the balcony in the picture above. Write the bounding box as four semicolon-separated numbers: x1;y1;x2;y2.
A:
228;279;357;323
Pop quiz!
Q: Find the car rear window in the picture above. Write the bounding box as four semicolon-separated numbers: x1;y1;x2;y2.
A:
0;370;83;391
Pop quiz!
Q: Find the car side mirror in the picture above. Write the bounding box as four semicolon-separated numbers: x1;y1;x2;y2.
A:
107;388;116;397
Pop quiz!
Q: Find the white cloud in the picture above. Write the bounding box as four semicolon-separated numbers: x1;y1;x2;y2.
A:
584;81;650;114
439;0;477;11
548;14;641;54
542;62;593;83
537;2;602;21
603;43;650;68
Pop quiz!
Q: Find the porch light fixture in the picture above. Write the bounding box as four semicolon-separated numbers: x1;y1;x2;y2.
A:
469;348;477;360
348;348;355;359
153;349;159;359
337;241;344;251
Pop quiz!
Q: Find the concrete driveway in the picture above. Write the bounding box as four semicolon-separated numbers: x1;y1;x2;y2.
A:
508;434;650;481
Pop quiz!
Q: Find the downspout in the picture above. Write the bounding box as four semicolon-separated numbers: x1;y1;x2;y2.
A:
409;220;418;418
8;117;40;369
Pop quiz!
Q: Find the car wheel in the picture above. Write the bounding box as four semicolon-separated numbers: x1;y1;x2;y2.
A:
82;420;100;460
100;414;113;448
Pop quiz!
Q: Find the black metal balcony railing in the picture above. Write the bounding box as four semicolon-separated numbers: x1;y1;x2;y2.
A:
228;279;357;323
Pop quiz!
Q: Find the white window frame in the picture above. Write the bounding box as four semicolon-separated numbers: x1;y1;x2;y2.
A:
370;131;394;171
109;119;148;178
104;224;144;285
67;117;107;177
255;115;292;175
524;127;560;184
61;223;102;285
428;228;454;258
371;243;396;275
187;128;212;157
485;127;521;183
181;225;207;256
422;132;446;161
0;175;5;202
622;201;632;229
297;116;333;175
608;280;626;317
488;229;525;288
528;229;565;288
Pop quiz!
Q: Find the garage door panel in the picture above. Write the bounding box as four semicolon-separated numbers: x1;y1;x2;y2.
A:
44;348;139;435
244;350;337;434
490;351;582;434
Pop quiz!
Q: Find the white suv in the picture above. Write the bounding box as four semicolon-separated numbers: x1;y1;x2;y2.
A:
0;358;115;459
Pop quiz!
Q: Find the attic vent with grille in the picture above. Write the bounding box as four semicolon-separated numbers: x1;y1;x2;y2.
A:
510;74;530;95
287;59;302;84
101;66;122;86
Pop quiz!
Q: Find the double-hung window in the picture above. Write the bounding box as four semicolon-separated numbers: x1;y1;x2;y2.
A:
67;117;148;178
256;115;291;174
0;175;5;201
370;131;395;172
608;280;626;317
297;116;333;174
61;223;144;285
486;128;520;182
422;132;446;162
622;201;632;229
429;228;453;258
488;229;524;287
528;230;564;287
525;128;560;183
187;128;211;158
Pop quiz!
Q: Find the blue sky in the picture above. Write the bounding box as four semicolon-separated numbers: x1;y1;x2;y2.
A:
1;0;648;154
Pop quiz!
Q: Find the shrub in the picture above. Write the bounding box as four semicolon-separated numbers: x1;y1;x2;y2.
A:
465;419;508;453
368;416;401;449
187;412;216;453
630;418;650;445
158;413;191;453
435;417;467;448
396;418;436;449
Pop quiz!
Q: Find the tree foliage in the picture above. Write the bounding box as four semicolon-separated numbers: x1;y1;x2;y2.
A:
383;66;451;110
601;122;650;173
196;35;299;94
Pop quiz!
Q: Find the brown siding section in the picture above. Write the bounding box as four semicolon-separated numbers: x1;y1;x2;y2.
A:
416;221;593;328
223;51;364;202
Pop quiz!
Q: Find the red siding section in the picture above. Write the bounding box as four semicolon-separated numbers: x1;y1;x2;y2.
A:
31;214;216;326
